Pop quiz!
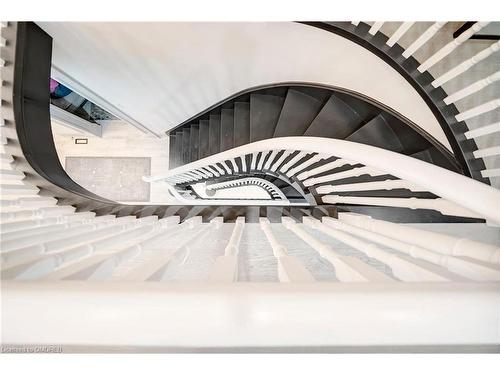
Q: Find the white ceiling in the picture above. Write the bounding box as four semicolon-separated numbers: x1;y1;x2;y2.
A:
37;22;451;150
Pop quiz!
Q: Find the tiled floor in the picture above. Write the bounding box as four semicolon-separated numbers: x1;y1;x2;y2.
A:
52;119;175;203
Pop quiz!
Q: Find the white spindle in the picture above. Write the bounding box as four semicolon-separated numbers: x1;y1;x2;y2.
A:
257;151;270;171
386;22;414;47
279;151;306;174
481;168;500;178
351;21;360;26
339;213;500;264
402;22;446;58
444;71;500;105
303;166;384;187
465;122;500;139
306;217;450;282
322;217;500;281
260;218;314;282
432;40;500;87
282;218;391;282
263;150;279;170
286;154;324;177
418;22;489;73
316;179;426;194
229;158;239;173
368;22;384;35
473;146;500;158
296;158;352;181
270;150;291;172
455;99;500;122
221;161;232;174
322;195;482;218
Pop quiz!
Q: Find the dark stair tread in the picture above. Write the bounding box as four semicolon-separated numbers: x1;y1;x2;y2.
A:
220;108;235;152
189;125;199;162
169;134;177;168
234;102;250;147
410;147;456;171
346;114;404;153
304;94;364;138
198;120;210;159
209;114;221;156
250;93;285;141
273;89;325;137
181;128;191;164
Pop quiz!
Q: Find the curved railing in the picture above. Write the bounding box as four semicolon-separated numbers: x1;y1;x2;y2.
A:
145;136;500;224
301;22;499;184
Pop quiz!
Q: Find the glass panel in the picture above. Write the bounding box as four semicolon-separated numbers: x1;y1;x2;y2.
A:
50;78;118;124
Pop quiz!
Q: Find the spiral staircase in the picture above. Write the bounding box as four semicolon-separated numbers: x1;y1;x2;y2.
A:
1;21;499;352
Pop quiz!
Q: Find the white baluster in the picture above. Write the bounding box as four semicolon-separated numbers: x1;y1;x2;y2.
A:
322;217;500;281
444;71;500;105
303;166;384;187
465;122;500;139
270;150;291;172
316;179;426;194
256;151;270;171
339;213;500;264
455;99;500;122
286;154;324;177
297;158;353;181
279;151;307;174
322;195;483;218
386;22;414;47
481;168;500;178
282;218;390;282
418;22;489;72
368;22;384;35
260;218;314;283
402;22;446;58
432;40;500;87
474;146;500;159
209;217;245;282
263;150;279;170
306;217;449;282
229;158;239;173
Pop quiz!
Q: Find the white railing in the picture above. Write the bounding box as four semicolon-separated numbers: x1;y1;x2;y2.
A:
145;137;500;224
350;21;500;184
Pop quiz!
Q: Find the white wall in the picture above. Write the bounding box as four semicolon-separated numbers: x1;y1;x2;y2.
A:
37;22;452;151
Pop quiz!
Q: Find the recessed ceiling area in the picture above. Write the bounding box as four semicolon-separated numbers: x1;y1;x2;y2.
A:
37;22;452;150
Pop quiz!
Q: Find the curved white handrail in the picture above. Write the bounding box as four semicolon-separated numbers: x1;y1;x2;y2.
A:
144;137;500;224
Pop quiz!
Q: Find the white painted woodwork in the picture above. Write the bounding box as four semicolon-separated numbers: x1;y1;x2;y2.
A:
386;22;414;47
432;40;500;87
322;195;483;219
286;154;324;177
145;137;500;224
455;99;500;122
303;166;385;187
305;217;449;282
210;217;245;282
402;22;446;58
418;22;489;72
322;217;500;281
282;218;383;282
368;22;384;35
296;158;352;181
3;281;499;348
474;146;500;159
316;179;426;194
465;122;500;139
481;168;500;178
444;71;500;105
260;218;314;283
338;213;500;264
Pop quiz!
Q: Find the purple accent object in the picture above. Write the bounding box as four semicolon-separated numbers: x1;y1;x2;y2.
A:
50;78;59;93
